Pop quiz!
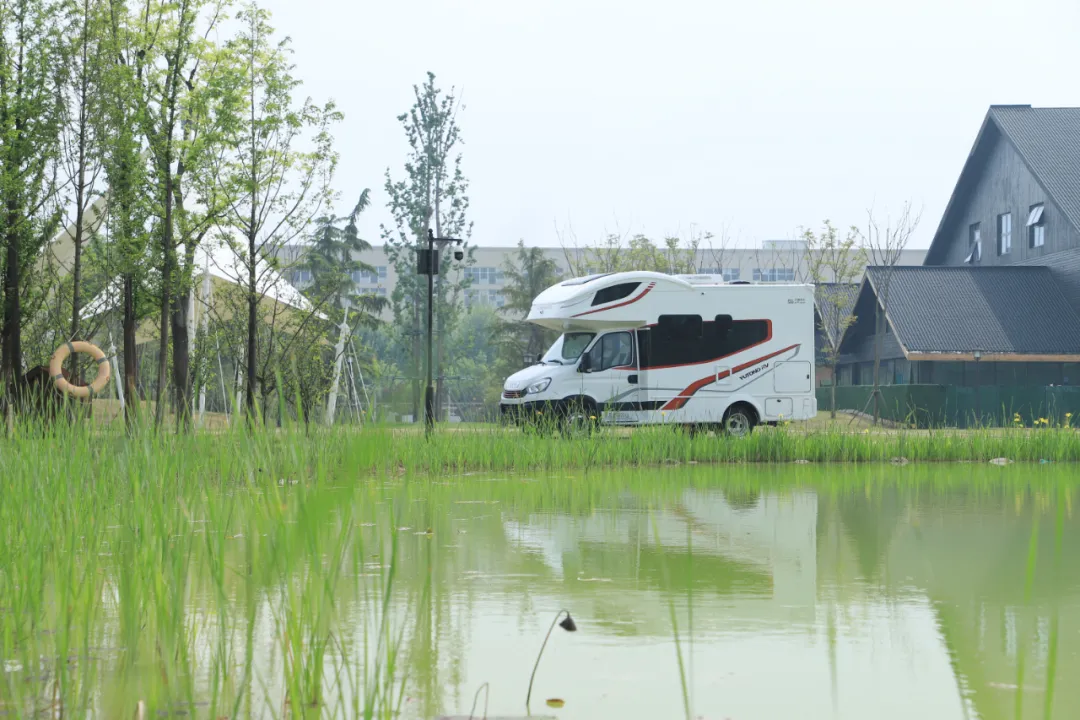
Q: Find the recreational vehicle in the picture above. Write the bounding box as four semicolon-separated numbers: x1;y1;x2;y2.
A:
499;271;817;434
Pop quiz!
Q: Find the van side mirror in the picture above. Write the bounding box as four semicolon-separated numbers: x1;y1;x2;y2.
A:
579;352;593;373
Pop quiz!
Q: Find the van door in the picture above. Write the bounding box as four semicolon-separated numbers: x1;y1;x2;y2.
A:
580;331;640;424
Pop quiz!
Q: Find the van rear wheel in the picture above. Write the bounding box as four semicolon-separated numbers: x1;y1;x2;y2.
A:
722;405;756;437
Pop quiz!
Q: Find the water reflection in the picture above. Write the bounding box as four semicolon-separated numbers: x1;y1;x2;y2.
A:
402;468;1080;720
9;466;1077;719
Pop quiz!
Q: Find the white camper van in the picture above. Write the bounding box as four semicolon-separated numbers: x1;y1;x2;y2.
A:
499;271;817;435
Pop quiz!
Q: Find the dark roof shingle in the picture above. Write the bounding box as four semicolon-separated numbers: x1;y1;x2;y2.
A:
989;106;1080;237
865;266;1080;355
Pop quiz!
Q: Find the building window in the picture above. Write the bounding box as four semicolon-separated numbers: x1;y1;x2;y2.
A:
360;287;387;298
997;212;1012;255
752;268;795;283
967;223;981;264
351;265;387;285
290;269;312;284
465;267;499;285
465;289;505;308
1028;204;1045;248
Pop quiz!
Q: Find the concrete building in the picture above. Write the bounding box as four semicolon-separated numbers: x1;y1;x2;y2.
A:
281;240;925;319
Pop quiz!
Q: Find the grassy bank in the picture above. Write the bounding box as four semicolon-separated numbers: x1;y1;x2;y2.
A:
7;421;1080;474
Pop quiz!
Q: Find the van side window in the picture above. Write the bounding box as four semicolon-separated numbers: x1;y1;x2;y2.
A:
638;317;769;368
657;314;703;338
715;316;769;356
591;282;641;306
596;332;634;370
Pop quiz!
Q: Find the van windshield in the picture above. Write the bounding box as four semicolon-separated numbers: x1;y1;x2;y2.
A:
541;332;595;365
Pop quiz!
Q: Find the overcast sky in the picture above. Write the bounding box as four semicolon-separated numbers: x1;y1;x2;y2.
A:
259;0;1080;250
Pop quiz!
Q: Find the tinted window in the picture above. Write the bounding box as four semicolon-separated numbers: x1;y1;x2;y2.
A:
596;332;634;371
638;317;769;368
657;314;703;338
591;282;640;306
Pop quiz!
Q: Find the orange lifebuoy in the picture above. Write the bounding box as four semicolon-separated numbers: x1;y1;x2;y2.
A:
49;341;112;399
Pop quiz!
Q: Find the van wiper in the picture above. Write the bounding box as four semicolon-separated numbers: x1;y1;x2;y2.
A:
543;358;563;365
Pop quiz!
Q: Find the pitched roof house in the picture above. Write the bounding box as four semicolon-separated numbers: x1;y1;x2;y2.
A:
836;106;1080;396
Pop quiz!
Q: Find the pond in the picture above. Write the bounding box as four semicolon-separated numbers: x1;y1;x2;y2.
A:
3;463;1078;719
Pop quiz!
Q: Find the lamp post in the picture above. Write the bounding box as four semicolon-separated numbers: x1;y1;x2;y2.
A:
417;228;463;435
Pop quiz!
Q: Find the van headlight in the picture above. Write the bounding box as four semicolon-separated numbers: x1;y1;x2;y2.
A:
526;378;552;395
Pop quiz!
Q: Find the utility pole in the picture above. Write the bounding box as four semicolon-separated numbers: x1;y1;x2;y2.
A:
417;228;463;435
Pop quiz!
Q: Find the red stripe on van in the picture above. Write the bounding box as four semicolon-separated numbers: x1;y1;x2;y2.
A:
660;344;800;411
571;282;656;318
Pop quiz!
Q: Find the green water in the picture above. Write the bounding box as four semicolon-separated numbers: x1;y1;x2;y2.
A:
390;467;1080;720
5;462;1080;719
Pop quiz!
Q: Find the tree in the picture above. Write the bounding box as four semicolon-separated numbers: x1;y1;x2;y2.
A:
381;71;473;422
132;0;232;431
559;227;708;276
802;220;865;418
304;191;387;426
0;0;67;423
213;1;340;423
98;0;152;428
60;0;107;386
860;203;920;424
493;240;562;366
305;190;384;321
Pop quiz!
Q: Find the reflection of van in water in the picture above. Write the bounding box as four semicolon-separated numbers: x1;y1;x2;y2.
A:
499;271;817;435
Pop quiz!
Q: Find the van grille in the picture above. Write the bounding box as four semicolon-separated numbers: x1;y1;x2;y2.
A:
502;389;526;399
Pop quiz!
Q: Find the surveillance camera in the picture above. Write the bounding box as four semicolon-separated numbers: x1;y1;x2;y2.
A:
454;250;464;261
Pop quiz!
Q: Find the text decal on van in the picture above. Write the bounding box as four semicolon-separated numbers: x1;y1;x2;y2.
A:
738;363;769;381
660;344;800;411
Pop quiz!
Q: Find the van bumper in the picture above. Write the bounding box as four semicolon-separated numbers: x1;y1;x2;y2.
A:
499;400;557;424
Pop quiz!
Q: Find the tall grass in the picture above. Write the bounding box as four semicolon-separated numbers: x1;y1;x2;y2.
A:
0;422;420;718
0;417;1076;717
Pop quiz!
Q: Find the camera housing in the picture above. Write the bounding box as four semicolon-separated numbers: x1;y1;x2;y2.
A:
454;249;464;261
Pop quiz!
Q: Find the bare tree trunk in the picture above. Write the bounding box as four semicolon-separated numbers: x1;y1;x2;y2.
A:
70;199;86;385
245;226;258;424
2;214;21;430
171;286;191;432
411;288;420;422
830;372;837;420
123;273;138;429
69;0;92;388
155;173;173;430
872;304;883;424
434;187;445;421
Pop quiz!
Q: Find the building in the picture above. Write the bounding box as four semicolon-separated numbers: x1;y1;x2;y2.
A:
833;105;1080;425
281;241;925;320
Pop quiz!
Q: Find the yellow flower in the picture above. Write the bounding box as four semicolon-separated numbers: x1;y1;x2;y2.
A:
589;415;596;420
1068;413;1073;418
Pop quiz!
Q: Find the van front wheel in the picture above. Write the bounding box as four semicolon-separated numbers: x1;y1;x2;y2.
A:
560;399;598;437
722;404;756;437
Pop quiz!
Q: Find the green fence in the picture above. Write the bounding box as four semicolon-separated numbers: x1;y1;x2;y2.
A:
817;385;1080;428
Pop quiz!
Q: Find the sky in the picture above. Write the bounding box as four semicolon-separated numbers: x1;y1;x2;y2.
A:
258;0;1080;250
